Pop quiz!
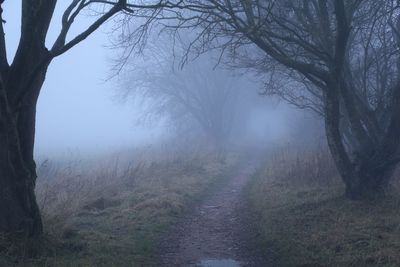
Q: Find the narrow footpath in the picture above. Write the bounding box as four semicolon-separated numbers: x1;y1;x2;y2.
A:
158;161;269;267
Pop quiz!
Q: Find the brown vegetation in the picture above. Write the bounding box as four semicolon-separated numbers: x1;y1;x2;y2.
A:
247;144;400;266
0;146;236;266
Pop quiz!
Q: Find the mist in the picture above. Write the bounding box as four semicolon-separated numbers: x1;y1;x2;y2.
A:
3;1;395;266
4;2;167;158
3;1;312;160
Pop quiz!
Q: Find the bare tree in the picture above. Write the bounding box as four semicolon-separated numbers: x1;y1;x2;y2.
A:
0;0;176;237
121;37;248;149
132;0;400;199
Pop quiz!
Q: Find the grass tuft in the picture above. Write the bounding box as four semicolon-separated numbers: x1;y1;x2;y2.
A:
247;144;400;267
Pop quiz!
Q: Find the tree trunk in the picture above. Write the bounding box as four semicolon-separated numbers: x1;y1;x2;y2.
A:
326;125;396;200
0;0;124;238
343;163;396;200
0;106;42;237
322;83;397;200
0;60;48;237
0;146;42;237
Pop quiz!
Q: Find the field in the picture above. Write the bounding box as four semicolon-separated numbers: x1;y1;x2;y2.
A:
4;142;400;266
247;144;400;267
1;146;237;266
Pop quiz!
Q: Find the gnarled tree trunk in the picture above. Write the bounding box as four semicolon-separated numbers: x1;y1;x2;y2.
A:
324;82;400;200
343;164;396;200
0;0;52;236
0;130;42;237
0;64;48;237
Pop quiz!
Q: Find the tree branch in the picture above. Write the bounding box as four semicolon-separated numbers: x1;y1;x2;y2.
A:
51;0;126;57
0;0;9;72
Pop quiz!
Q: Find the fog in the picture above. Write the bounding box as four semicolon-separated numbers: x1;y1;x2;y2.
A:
4;2;165;158
6;2;395;266
3;1;321;159
4;1;324;162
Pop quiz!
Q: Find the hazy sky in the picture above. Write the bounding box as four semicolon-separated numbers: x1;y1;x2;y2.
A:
3;2;161;156
2;2;319;158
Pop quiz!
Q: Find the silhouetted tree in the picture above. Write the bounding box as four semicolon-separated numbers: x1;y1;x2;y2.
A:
138;0;400;199
121;39;250;149
0;0;175;237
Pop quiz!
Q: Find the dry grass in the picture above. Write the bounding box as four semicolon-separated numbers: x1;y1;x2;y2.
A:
3;145;237;266
247;144;400;267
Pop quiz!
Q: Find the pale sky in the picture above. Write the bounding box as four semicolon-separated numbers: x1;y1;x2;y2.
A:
3;2;161;157
2;2;320;159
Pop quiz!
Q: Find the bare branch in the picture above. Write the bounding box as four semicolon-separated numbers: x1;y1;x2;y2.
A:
0;0;8;72
51;0;126;57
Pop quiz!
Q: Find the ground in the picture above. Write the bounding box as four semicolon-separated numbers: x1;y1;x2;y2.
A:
158;160;269;267
1;151;245;266
246;147;400;267
4;146;400;267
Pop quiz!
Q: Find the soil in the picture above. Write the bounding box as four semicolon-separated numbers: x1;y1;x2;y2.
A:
157;161;270;267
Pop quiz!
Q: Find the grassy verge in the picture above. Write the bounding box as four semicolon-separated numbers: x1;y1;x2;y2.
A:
4;147;237;266
247;145;400;267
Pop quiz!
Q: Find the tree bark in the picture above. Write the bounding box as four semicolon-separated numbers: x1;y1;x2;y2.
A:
0;136;42;237
0;92;43;237
343;162;396;200
323;83;399;200
0;58;49;237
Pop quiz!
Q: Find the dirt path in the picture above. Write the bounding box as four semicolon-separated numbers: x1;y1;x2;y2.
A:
158;161;269;267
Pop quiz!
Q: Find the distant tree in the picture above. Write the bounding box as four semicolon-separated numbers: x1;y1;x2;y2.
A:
140;0;400;200
0;0;177;238
121;39;250;149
